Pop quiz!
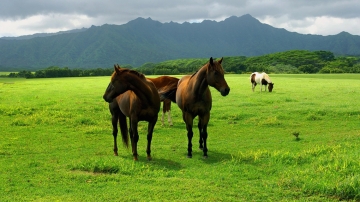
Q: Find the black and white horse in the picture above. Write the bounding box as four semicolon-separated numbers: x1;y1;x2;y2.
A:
250;72;274;92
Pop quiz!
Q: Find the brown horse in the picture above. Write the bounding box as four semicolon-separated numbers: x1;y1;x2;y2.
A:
148;76;179;126
160;57;230;158
103;64;160;161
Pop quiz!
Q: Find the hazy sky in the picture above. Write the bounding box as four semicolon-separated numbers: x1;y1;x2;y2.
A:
1;0;359;37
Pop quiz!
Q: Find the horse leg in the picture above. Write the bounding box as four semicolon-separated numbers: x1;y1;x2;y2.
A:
128;122;134;152
129;120;139;161
265;84;267;92
111;112;119;156
183;112;194;158
198;120;203;150
199;113;210;158
110;101;120;156
161;101;165;126
131;121;139;161
252;83;256;92
130;119;139;161
146;118;157;161
165;100;173;126
168;110;173;126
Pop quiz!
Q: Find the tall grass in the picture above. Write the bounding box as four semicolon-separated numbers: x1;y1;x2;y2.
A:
0;74;359;201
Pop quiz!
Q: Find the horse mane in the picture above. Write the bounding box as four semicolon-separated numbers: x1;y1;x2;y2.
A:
111;68;146;80
190;59;224;79
262;72;272;83
190;70;199;79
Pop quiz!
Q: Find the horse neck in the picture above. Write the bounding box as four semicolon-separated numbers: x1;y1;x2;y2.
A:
190;64;209;95
126;73;155;105
263;74;272;83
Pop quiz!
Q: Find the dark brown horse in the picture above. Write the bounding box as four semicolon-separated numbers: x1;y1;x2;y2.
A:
103;65;160;161
148;76;179;126
160;57;230;158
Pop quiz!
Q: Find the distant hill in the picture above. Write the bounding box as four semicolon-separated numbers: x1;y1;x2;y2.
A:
1;14;360;71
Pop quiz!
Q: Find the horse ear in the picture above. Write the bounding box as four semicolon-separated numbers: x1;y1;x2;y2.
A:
209;57;214;65
114;65;121;74
218;57;223;64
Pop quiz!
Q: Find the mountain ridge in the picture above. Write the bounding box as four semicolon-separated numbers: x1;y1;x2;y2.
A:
0;14;359;70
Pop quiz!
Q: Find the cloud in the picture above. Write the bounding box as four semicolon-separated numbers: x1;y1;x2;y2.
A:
1;0;360;37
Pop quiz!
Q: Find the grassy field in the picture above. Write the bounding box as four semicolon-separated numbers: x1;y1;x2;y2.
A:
0;74;359;201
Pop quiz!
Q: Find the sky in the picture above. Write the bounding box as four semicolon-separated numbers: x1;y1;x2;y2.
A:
1;0;360;38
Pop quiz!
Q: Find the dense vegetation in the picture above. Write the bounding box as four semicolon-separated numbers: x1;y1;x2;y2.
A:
4;50;360;78
137;50;360;74
1;14;360;70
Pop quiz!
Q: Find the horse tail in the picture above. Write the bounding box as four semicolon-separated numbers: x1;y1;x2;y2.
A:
118;110;129;148
159;86;177;103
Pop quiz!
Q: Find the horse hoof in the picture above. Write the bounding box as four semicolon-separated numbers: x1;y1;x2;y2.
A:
187;155;192;158
114;153;118;156
203;155;208;159
147;156;152;161
199;147;203;150
133;156;139;161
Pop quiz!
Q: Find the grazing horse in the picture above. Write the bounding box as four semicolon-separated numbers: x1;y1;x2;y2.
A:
103;64;160;161
250;72;274;92
148;76;179;126
160;57;230;158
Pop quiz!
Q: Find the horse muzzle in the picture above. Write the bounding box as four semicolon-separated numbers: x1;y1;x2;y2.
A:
103;94;113;103
220;87;230;96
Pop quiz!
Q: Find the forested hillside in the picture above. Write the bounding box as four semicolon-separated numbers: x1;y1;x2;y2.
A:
6;50;360;78
1;14;360;71
136;50;360;74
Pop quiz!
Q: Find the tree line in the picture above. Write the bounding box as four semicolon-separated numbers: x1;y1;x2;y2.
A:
4;50;360;79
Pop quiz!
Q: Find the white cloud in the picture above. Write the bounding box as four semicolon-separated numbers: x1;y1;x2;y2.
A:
0;14;95;37
1;0;360;37
259;15;360;36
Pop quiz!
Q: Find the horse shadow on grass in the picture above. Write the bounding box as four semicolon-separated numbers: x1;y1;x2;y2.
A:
115;153;183;171
144;158;183;171
117;148;232;169
179;149;232;164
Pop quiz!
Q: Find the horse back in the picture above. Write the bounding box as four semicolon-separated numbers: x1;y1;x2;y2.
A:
148;76;179;90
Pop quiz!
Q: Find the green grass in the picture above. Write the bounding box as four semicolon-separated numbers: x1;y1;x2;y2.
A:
1;74;360;201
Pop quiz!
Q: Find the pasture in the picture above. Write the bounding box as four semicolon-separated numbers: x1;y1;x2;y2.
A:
0;74;359;201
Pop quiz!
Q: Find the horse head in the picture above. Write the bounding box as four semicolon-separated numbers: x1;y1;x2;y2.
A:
206;57;230;96
103;64;130;103
268;83;274;92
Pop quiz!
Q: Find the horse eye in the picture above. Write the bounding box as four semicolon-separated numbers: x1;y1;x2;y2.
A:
110;81;116;88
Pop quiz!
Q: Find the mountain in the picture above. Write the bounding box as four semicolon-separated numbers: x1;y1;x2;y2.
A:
1;14;360;70
0;28;88;40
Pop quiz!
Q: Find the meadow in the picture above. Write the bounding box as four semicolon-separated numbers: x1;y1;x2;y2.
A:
0;74;359;201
